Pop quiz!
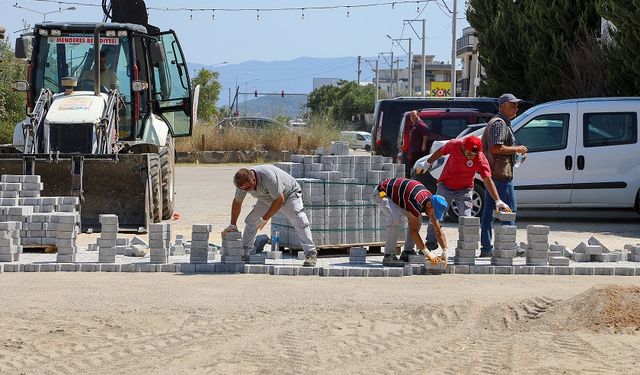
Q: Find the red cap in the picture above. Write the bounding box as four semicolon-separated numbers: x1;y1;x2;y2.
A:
463;136;483;152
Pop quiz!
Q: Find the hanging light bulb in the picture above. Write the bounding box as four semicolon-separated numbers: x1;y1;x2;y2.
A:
211;10;215;21
256;9;260;21
417;5;420;13
189;10;193;21
392;2;395;9
301;8;304;20
346;6;350;17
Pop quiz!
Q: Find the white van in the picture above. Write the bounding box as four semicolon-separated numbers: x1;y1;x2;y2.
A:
416;97;640;218
340;131;371;151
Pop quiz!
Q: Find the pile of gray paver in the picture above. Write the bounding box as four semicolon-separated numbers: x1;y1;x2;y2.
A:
492;225;517;266
55;213;80;263
349;246;367;264
171;234;186;256
525;225;550;266
454;216;480;265
98;214;118;263
149;223;171;264
190;224;212;264
220;229;244;264
0;221;22;262
573;236;624;263
271;143;405;249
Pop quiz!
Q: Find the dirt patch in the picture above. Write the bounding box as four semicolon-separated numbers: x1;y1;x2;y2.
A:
561;285;640;334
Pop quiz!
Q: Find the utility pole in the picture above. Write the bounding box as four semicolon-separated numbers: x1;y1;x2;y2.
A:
450;0;458;97
395;58;400;96
390;51;394;97
407;38;412;97
405;19;427;97
357;56;361;85
375;59;379;102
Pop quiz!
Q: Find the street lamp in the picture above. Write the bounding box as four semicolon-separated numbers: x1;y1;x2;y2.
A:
387;34;412;96
209;61;228;70
13;4;77;22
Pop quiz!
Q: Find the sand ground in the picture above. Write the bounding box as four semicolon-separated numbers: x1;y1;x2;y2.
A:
1;274;640;374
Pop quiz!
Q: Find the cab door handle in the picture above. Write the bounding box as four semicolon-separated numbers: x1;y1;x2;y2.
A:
577;155;585;170
564;155;572;170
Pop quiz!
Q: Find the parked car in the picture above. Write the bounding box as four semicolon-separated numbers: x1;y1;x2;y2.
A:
370;97;502;157
340;131;371;151
396;108;495;159
217;116;291;132
414;97;640;220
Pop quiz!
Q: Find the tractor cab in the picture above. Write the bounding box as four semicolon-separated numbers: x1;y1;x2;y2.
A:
13;22;195;152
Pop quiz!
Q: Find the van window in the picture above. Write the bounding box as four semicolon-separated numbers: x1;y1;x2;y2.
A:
515;114;570;152
583;112;637;147
440;118;469;138
356;134;366;141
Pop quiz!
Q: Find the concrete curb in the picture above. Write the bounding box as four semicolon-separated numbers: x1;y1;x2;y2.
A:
1;262;640;277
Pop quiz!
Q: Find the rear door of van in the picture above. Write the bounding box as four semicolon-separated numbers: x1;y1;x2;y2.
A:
571;100;640;207
512;102;577;206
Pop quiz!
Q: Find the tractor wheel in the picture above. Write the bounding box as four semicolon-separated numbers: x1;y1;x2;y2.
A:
149;154;163;223
160;133;175;220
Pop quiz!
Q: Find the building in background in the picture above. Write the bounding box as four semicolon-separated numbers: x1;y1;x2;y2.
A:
374;55;460;97
456;26;481;97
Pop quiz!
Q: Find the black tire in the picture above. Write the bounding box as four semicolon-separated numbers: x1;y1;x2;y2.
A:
364;144;371;152
447;182;485;222
149;154;163;223
160;133;175;220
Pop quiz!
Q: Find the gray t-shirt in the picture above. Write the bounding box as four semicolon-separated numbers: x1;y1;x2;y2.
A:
234;165;301;203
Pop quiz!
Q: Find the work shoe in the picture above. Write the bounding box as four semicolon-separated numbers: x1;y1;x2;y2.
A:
302;255;317;267
478;250;493;258
382;254;405;267
399;250;418;262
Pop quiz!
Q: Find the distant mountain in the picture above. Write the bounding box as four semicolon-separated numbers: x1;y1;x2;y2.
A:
230;95;308;119
188;56;380;110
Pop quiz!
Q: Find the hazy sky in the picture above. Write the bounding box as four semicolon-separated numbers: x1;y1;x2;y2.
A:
2;0;470;65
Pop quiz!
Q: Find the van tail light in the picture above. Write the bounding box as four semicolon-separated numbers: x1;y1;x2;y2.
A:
26;63;33;112
375;111;383;147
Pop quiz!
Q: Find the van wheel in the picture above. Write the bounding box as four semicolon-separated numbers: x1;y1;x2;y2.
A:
447;183;484;221
365;144;371;151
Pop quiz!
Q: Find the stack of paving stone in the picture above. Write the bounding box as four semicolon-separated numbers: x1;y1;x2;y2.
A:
272;153;404;250
97;214;118;263
454;216;480;265
55;212;80;263
548;243;570;266
573;237;622;262
349;246;367;264
115;238;129;255
221;230;245;264
525;225;550;266
492;225;517;266
171;234;186;256
627;244;640;262
329;141;350;155
0;221;22;262
149;223;171;263
190;224;211;263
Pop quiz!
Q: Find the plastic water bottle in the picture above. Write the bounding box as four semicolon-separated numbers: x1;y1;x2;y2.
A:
271;225;279;252
514;153;524;168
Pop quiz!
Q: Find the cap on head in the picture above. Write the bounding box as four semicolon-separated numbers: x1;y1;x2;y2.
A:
429;194;448;221
463;136;483;153
498;93;522;106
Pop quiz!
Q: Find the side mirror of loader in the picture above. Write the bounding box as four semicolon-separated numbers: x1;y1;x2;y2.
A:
132;80;149;92
14;37;27;59
12;80;29;92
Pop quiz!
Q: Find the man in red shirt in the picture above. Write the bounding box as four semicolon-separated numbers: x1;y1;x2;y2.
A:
371;177;449;266
415;136;511;251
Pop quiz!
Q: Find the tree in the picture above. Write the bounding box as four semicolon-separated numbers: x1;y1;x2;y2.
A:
467;0;601;103
0;39;27;144
307;80;376;124
190;68;222;123
598;1;640;96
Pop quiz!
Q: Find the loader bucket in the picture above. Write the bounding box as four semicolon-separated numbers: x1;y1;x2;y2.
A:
0;153;152;232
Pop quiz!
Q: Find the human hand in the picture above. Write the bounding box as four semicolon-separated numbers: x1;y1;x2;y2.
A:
396;152;403;163
415;160;432;175
425;251;440;265
421;144;427;152
223;224;238;233
256;217;268;230
517;145;528;154
495;199;511;212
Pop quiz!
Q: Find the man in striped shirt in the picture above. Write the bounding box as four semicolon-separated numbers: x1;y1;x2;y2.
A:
372;177;449;266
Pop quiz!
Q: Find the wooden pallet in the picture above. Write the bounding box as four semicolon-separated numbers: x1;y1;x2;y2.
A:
22;245;57;253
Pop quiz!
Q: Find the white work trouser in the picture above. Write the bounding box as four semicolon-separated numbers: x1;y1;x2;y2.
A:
242;192;317;256
370;188;418;255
